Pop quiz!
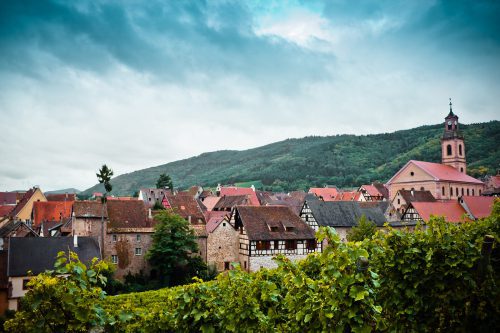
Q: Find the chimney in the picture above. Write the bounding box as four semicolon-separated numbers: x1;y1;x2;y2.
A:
73;234;78;248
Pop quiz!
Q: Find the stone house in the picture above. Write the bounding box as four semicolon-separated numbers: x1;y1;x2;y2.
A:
104;200;154;279
139;188;169;208
230;206;318;272
206;214;238;272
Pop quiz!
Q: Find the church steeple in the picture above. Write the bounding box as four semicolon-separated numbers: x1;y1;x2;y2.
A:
441;99;466;173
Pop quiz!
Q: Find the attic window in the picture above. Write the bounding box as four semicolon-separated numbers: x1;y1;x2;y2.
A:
410;172;414;176
285;226;295;232
270;226;279;232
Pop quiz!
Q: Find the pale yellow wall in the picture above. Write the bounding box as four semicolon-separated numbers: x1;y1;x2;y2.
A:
15;188;47;221
8;276;30;310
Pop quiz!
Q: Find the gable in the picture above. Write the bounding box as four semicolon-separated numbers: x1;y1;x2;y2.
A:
387;161;436;185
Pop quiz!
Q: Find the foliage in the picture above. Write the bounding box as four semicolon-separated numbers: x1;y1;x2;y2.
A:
156;173;173;191
100;202;498;332
8;202;499;332
347;215;377;242
146;211;199;285
152;200;165;210
81;121;500;195
4;251;112;333
96;164;114;198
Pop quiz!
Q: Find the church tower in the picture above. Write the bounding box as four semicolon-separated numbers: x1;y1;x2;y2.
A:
441;99;466;173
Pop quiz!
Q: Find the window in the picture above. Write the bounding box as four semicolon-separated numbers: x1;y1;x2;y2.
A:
111;255;118;264
136;234;141;242
466;188;470;196
447;144;452;156
244;261;247;269
285;226;295;232
420;187;425;191
460;167;464;173
456;188;459;196
223;222;226;227
306;239;316;250
256;241;270;250
274;241;279;250
442;187;445;196
22;279;31;290
270;226;278;232
112;234;117;242
472;189;475;196
224;262;231;270
397;199;400;205
285;240;296;250
135;248;142;256
461;188;464;196
479;189;482;195
459;144;462;156
410;172;414;176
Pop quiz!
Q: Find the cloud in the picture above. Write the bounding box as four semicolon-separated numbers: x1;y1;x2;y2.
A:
0;0;498;191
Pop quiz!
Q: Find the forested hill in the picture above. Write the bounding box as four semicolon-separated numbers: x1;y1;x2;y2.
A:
83;121;500;196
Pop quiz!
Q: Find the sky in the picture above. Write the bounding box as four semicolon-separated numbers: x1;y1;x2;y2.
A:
1;0;499;192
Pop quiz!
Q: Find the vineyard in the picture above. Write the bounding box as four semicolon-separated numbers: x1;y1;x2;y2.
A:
5;201;499;332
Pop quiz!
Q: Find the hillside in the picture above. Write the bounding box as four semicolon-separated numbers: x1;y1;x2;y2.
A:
45;188;81;195
83;121;500;196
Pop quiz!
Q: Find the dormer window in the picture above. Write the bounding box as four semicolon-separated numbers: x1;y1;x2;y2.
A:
285;226;294;232
270;226;278;232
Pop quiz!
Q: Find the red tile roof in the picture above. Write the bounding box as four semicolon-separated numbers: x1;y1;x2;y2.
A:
388;160;483;185
205;211;230;233
73;201;107;218
359;185;383;198
46;193;76;202
411;201;469;222
334;191;360;201
398;190;436;203
107;200;152;229
460;196;495;219
308;188;338;201
107;196;137;201
166;194;206;224
33;201;74;226
0;192;17;205
200;196;220;211
0;205;14;217
219;187;260;206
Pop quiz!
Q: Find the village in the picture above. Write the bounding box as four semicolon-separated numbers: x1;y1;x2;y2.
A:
0;108;498;314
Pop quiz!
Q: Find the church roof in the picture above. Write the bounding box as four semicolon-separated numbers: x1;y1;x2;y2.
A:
387;160;483;185
459;196;495;220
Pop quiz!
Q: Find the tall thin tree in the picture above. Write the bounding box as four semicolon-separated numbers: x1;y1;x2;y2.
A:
96;164;113;257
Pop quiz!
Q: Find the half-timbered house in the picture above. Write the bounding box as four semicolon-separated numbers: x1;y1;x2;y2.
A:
229;206;318;272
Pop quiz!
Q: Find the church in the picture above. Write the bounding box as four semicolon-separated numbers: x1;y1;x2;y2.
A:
386;101;485;201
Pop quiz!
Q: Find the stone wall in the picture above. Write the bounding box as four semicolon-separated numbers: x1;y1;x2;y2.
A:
248;254;308;272
104;232;153;280
207;221;238;271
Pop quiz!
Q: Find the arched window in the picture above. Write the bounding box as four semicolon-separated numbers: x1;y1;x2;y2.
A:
450;187;454;197
472;189;475;196
442;186;445;196
420;187;425;191
460;167;464;173
467;188;470;196
479;189;482;195
456;188;459;196
447;144;452;156
461;188;464;196
459;144;463;156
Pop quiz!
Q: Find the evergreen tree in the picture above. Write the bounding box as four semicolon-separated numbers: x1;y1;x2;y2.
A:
156;173;173;192
346;215;377;242
146;211;198;285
